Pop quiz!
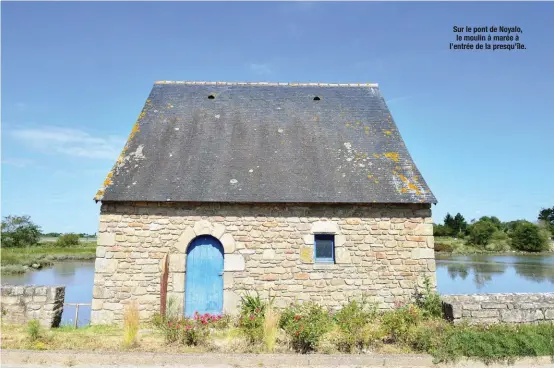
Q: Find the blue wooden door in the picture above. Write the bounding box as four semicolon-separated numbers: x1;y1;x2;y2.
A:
185;235;224;317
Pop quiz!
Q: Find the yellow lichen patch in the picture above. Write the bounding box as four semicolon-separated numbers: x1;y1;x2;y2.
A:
346;123;351;127
367;174;373;179
383;152;399;162
401;188;408;193
374;179;379;184
356;121;361;125
103;172;113;187
95;189;104;199
167;103;173;108
413;175;419;182
398;174;408;183
384;130;392;135
408;182;421;195
373;153;380;158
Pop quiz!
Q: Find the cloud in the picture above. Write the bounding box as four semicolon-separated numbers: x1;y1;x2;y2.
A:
1;158;35;168
249;63;274;76
11;126;126;160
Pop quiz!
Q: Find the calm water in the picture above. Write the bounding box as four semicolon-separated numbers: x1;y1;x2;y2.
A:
436;254;554;294
2;261;95;327
2;254;553;326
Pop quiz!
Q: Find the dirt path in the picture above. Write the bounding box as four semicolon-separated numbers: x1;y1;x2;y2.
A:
2;350;554;368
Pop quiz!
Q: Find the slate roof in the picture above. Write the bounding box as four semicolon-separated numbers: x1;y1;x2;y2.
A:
95;81;437;204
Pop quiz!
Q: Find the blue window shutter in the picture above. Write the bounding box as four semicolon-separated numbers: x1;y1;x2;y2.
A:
314;234;335;263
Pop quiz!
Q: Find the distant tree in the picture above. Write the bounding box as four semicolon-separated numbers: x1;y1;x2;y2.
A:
510;221;550;252
433;224;452;237
1;215;42;248
478;216;502;230
467;219;497;246
55;233;80;248
452;213;468;236
444;213;455;229
42;232;61;237
538;206;554;236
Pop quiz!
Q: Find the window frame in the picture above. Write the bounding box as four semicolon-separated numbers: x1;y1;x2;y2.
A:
313;234;335;263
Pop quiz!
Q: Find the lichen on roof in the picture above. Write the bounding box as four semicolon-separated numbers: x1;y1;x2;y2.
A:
94;81;437;204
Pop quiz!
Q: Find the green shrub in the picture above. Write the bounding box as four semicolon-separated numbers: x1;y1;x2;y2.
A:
510;222;550;252
468;220;497;246
485;230;511;252
157;312;223;346
55;233;80;248
26;319;42;342
237;293;268;344
432;322;554;364
279;302;333;353
1;215;41;248
332;298;378;352
380;304;422;343
434;242;453;252
414;276;443;320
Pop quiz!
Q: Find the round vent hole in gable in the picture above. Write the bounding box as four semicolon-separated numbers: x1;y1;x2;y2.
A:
208;94;215;99
313;96;321;101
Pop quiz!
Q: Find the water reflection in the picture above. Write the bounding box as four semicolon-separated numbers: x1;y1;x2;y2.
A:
436;254;554;294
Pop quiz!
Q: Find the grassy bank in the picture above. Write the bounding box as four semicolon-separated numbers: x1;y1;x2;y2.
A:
1;318;553;364
434;236;554;255
0;243;96;275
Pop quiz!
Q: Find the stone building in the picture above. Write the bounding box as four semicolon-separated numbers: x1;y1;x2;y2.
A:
91;81;437;325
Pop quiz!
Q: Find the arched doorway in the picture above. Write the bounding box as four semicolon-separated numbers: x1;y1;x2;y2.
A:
185;235;224;317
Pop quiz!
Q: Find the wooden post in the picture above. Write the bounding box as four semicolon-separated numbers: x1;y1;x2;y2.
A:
74;304;80;328
160;253;169;317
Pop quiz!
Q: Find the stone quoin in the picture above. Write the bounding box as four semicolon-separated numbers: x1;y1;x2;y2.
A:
91;81;438;325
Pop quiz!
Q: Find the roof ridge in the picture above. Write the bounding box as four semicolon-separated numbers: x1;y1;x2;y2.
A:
154;81;379;88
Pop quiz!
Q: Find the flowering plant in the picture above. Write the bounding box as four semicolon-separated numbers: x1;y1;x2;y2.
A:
160;312;225;346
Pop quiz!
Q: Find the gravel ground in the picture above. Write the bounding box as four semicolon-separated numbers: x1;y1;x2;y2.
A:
2;350;554;368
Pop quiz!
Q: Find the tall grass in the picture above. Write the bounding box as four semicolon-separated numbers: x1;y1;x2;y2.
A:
26;320;42;342
263;305;280;352
123;301;140;348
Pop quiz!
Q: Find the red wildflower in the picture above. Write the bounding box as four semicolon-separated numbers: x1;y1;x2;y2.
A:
249;315;254;321
294;315;302;321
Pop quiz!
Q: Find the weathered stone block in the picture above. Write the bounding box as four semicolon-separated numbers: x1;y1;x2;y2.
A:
262;249;276;260
95;258;118;273
410;248;434;259
98;232;116;246
169;254;186;272
220;233;236;254
224;254;245;271
176;227;196;253
335;248;351;264
299;246;314;263
311;221;339;234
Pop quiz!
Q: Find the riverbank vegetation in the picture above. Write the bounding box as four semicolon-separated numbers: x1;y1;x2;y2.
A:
1;215;96;275
434;206;553;254
2;284;553;364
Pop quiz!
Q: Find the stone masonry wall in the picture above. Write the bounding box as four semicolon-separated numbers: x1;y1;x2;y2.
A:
441;293;554;324
91;202;435;325
0;285;65;328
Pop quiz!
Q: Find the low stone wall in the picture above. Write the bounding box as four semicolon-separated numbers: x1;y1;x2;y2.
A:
441;293;554;325
0;285;65;328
